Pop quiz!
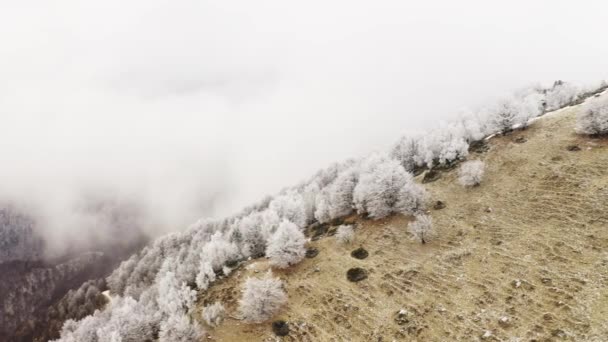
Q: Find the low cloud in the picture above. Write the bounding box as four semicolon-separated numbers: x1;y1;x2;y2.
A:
1;0;607;257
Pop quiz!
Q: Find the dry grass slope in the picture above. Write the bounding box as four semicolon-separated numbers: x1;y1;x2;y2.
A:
195;104;608;342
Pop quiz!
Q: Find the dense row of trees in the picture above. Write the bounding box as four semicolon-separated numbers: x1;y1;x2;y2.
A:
52;81;605;341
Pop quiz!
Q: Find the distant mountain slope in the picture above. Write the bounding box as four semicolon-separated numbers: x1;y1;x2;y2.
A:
199;104;608;341
0;203;148;342
0;207;43;263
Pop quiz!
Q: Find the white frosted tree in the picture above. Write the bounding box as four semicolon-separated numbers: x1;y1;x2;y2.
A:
545;81;580;111
302;182;320;226
354;155;426;219
335;225;354;244
158;314;203;342
94;296;159;342
239;272;287;323
328;167;359;219
269;192;308;228
390;136;422;172
265;220;306;269
456;110;487;142
576;95;608;135
236;212;273;258
408;214;434;244
195;261;216;291
458;160;485;187
490;97;521;133
156;270;196;317
517;92;544;128
396;181;428;215
200;232;240;271
314;189;332;224
202;302;225;327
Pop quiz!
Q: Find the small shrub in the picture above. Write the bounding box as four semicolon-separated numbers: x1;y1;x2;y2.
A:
408;214;434;244
458;160;485;187
202;302;225;327
335;225;354;244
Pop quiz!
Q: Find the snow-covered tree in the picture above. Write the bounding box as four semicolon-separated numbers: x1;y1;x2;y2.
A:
235;212;275;258
545;81;580;111
158;314;203;342
269;192;308;228
202;302;225;327
576;95;608;135
314;189;332;224
239;272;287;323
408;214;434;244
156;269;196;316
416;126;469;168
458;160;485;187
456;110;487;142
396;180;428;215
354;155;426;219
265;220;306;269
55;314;104;342
517;92;544;128
94;296;159;342
200;232;239;271
390;136;422;172
335;225;354;244
195;261;216;291
489;97;522;133
301;182;320;226
328;167;359;219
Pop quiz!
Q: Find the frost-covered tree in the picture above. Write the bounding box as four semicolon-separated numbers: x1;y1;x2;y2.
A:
269;192;308;228
314;189;332;224
195;261;216;291
408;214;434;244
265;220;306;269
489;97;522;133
239;272;287;323
458;160;485;187
390;136;422;172
328;167;359;219
301;182;320;226
55;314;105;342
545;81;580;111
396;180;428;215
235;211;275;258
456;110;487;143
202;302;225;327
158;314;203;342
576;95;608;135
354;155;426;219
200;232;240;271
416;126;469;168
94;296;159;342
335;225;354;244
517;92;544;129
156;269;196;316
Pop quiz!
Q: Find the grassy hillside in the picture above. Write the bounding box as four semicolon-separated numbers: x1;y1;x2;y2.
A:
196;104;608;341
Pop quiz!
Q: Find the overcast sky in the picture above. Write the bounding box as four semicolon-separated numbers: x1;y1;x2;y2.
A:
1;0;607;252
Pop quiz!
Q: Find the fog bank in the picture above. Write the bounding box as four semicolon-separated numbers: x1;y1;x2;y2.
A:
1;0;607;256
